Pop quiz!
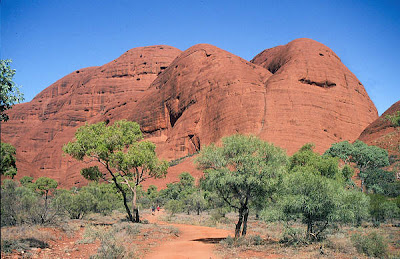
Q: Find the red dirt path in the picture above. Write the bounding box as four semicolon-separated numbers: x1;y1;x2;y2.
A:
144;210;232;259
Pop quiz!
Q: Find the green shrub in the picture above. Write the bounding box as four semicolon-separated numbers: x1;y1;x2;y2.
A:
1;180;44;226
384;111;400;127
280;226;308;246
220;235;265;247
1;238;49;254
351;231;388;258
369;194;400;226
90;237;126;259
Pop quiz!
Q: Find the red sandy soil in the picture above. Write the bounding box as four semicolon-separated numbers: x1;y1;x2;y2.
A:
144;209;232;259
1;211;233;259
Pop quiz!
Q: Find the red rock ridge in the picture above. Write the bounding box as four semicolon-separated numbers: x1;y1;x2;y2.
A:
1;39;379;188
1;46;182;187
358;101;400;161
251;38;377;153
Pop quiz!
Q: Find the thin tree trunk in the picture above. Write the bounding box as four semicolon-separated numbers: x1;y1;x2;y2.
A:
132;185;139;222
242;207;249;236
235;207;244;239
306;219;313;240
112;176;133;222
42;191;48;224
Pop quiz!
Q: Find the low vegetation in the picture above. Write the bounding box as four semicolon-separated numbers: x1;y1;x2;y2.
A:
1;128;400;258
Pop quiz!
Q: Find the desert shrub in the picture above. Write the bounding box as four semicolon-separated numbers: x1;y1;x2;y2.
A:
269;168;370;242
384;111;400;127
220;235;265;247
165;199;184;215
1;179;44;226
90;236;126;259
324;232;356;254
369;194;400;226
351;231;388;258
112;222;141;236
0;226;54;254
81;223;138;258
280;226;308;246
364;168;400;197
220;235;235;247
53;189;96;219
73;182;123;215
210;208;230;224
1;238;49;254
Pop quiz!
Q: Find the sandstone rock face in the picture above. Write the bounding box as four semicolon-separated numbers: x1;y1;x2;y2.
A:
1;39;379;188
112;44;272;160
358;101;400;161
1;46;182;186
251;38;377;154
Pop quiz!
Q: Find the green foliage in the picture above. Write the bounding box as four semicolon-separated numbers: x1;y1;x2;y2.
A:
161;172;203;215
324;141;354;163
341;164;354;181
63;120;168;222
54;190;96;219
196;134;288;238
220;235;265;247
280;226;308;246
325;140;390;192
35;177;58;193
265;144;370;241
364;168;400;197
160;172;196;202
80;182;123;215
290;143;343;181
184;190;208;215
275;170;348;240
351;232;388;258
81;166;103;181
384;110;400;127
1;180;45;225
165;199;184;215
19;176;34;186
341;189;370;226
63;120;142;161
325;140;389;171
0;59;24;122
369;194;400;226
1;142;17;178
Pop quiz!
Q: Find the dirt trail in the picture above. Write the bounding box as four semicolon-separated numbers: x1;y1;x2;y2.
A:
144;210;232;259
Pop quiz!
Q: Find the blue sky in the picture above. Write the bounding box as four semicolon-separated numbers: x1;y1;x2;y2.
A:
1;0;399;115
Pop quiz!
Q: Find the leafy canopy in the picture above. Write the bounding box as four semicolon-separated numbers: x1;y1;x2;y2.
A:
1;142;17;178
63;120;168;222
264;144;370;241
0;59;24;121
196;134;288;237
325;140;389;171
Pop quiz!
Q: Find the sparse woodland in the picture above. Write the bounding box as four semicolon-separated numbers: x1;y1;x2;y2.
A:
1;121;399;258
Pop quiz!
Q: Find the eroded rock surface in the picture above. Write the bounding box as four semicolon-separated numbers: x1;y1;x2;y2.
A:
1;39;378;187
1;46;182;186
358;101;400;163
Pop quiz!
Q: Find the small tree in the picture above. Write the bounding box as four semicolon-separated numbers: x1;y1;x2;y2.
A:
63;120;168;222
1;142;18;178
196;135;288;238
325;140;389;191
35;177;58;224
266;144;370;241
0;59;24;122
